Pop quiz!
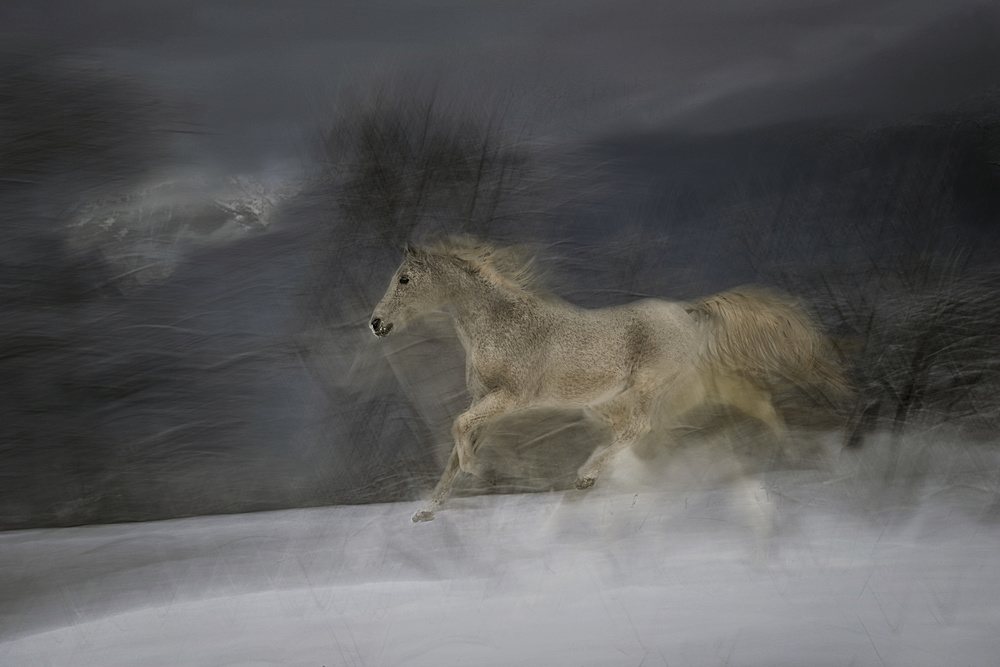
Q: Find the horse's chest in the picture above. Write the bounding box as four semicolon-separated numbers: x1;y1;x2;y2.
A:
467;334;534;389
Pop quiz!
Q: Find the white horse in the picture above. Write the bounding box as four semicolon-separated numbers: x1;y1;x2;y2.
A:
370;238;850;522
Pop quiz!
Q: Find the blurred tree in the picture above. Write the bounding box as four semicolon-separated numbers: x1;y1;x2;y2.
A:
733;107;1000;454
317;80;534;249
295;79;562;510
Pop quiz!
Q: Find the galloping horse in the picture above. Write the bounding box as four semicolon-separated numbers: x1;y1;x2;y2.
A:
370;238;850;522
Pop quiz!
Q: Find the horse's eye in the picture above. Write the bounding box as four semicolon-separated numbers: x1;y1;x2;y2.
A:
399;276;409;285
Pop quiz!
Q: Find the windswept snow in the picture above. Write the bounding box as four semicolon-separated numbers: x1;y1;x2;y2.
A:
2;434;1000;666
67;176;296;291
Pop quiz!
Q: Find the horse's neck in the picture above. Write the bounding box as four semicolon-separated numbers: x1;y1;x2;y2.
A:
448;275;536;349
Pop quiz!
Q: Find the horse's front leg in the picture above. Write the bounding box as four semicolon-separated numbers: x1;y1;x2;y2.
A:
412;447;460;522
453;391;517;478
412;391;516;522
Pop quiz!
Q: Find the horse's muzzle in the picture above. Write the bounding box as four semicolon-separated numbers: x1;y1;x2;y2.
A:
371;317;393;338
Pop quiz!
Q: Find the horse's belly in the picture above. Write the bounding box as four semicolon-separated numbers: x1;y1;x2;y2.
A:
536;365;627;406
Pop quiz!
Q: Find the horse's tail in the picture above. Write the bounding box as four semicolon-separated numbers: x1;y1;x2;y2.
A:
687;287;853;408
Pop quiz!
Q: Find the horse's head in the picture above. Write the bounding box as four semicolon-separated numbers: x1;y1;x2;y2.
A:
370;244;452;338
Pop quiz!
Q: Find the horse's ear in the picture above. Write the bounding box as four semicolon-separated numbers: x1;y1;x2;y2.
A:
403;243;424;262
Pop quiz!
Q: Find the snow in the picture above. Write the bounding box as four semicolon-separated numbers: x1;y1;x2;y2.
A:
3;434;1000;666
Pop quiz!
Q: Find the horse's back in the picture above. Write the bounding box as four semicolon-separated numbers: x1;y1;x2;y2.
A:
545;298;699;385
615;297;699;348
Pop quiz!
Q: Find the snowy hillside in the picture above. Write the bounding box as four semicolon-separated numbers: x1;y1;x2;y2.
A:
67;176;295;291
3;431;999;667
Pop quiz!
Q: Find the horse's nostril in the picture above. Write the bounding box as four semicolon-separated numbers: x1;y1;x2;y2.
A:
371;318;392;337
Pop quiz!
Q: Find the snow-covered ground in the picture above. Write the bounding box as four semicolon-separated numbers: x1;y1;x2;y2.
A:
3;432;1000;666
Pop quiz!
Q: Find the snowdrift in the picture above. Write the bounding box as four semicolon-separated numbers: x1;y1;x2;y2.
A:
3;432;999;666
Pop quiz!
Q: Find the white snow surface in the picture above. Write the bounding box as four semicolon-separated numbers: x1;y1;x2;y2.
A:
3;434;1000;667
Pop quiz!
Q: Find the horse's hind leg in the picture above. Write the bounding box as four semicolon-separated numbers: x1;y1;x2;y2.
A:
714;375;787;437
575;382;663;490
575;417;649;490
413;447;460;522
576;367;706;489
712;374;792;456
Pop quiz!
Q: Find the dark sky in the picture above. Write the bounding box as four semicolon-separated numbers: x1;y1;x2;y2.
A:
2;0;997;176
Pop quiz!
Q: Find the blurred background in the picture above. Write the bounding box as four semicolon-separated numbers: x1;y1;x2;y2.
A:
1;0;998;530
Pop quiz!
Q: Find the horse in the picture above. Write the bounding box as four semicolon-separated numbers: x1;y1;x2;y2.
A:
370;237;851;522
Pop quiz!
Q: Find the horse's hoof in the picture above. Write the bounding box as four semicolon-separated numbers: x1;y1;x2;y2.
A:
412;509;436;523
459;459;488;479
575;476;596;490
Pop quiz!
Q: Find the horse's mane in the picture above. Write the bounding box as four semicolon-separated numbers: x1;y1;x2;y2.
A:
420;236;545;297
